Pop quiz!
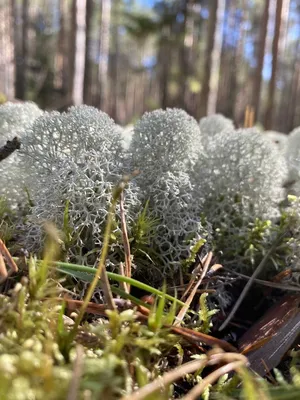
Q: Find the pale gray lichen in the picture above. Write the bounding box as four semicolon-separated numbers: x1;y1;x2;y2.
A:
0;102;43;206
130;108;202;186
137;170;210;277
199;114;235;146
192;129;287;219
190;129;288;271
264;131;288;153
0;102;43;144
20;105;124;176
22;150;141;265
286;127;300;185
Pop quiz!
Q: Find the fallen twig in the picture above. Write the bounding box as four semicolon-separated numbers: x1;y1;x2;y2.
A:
175;252;213;325
0;238;18;282
219;235;285;331
0;137;21;162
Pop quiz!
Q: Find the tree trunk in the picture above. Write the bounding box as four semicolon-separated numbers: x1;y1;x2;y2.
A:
287;56;300;132
158;25;171;109
68;0;77;104
198;0;226;118
109;0;120;121
178;0;189;109
55;0;69;100
264;0;284;130
98;0;112;112
83;0;94;105
13;0;28;100
73;0;86;106
251;0;270;121
0;1;15;99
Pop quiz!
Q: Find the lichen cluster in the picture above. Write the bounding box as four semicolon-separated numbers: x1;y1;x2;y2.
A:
0;103;299;284
0;102;43;206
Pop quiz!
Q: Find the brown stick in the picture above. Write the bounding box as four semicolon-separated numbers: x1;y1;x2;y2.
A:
0;137;21;162
0;238;18;273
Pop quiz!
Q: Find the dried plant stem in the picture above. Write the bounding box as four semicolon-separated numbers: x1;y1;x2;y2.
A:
180;252;210;301
222;267;300;292
175;252;212;325
0;238;18;282
66;345;84;400
183;351;249;400
121;359;208;400
120;191;131;293
0;254;8;280
119;262;129;292
182;360;246;400
68;182;126;341
0;238;18;272
219;235;284;331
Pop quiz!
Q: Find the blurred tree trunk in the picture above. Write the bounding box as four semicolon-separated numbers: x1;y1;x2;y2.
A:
0;1;15;99
158;32;170;109
73;0;86;105
178;0;189;109
178;0;197;113
98;0;112;112
264;0;284;130
68;0;77;104
109;0;120;121
198;0;225;118
217;0;246;120
13;0;28;100
274;0;290;131
56;0;69;101
83;0;94;105
287;55;300;132
251;0;270;121
232;2;248;124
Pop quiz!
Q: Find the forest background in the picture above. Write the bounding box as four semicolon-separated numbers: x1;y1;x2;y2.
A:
0;0;299;132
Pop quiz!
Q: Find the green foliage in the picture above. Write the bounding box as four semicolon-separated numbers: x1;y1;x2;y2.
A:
198;293;219;334
0;196;16;243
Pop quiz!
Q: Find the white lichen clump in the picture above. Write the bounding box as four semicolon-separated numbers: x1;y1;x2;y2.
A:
23;150;140;264
20;105;124;176
130;108;202;185
0;102;43;144
199;114;235;146
139;171;209;275
286;127;300;185
192;129;287;218
0;102;43;206
264;131;288;153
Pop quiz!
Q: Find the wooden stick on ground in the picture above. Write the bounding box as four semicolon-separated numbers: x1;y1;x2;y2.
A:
0;137;21;162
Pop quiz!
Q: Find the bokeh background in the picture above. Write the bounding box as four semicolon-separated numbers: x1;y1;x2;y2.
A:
0;0;299;131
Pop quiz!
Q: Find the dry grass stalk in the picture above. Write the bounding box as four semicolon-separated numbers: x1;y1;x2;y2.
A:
180;252;210;302
244;105;255;128
175;252;213;326
0;237;18;282
121;358;208;400
66;344;84;400
119;262;129;292
120;191;131;293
